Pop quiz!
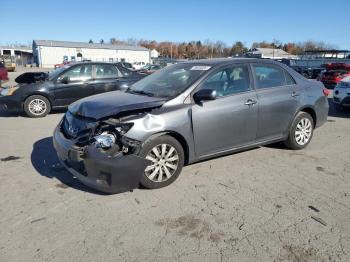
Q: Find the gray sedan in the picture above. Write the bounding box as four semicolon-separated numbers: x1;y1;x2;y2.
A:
53;58;329;193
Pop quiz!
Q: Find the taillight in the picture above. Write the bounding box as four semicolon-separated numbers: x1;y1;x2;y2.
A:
323;88;330;96
335;77;343;83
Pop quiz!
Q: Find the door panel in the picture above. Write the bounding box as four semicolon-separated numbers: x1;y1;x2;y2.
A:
252;63;301;140
255;86;299;140
192;64;258;157
53;64;94;106
91;78;119;95
54;81;95;106
192;92;258;156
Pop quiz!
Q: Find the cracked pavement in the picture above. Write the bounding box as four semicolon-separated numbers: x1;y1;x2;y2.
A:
0;89;349;261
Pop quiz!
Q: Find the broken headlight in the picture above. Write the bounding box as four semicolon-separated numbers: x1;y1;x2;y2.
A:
94;132;116;149
115;122;134;135
92;122;134;150
0;86;18;96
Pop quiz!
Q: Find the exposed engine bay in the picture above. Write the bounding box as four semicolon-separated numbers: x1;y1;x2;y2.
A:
61;108;160;157
53;107;166;193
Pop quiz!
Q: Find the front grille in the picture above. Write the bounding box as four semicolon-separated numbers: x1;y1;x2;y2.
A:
61;112;96;143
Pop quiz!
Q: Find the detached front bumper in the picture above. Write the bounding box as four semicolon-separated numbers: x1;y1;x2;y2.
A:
53;126;151;194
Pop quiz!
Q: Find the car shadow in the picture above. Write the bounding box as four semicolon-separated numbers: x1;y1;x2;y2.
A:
0;110;24;118
328;98;350;118
31;137;108;195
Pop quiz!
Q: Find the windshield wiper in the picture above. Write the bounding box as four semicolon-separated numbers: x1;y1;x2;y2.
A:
127;89;155;97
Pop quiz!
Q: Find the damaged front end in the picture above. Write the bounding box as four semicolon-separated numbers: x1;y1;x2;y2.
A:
53;111;151;194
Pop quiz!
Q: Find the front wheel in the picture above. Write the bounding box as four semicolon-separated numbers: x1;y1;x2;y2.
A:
139;135;185;189
24;95;51;118
284;112;314;150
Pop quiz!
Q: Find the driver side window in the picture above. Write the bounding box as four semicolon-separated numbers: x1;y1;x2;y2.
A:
200;65;251;97
59;65;92;82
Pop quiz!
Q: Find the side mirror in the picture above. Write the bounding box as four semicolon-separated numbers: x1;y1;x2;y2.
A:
60;76;70;84
193;89;217;103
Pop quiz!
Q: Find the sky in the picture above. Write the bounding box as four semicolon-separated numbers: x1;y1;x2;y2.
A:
1;0;349;49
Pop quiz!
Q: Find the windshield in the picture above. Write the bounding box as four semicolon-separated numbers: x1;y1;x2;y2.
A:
128;63;210;98
48;65;71;80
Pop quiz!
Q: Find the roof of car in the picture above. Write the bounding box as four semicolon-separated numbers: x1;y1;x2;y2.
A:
182;57;277;65
63;59;280;68
64;62;122;66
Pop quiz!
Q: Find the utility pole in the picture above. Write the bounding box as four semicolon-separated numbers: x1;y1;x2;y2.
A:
170;43;173;63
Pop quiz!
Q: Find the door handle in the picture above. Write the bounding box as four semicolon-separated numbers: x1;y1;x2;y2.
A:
245;99;257;106
291;91;300;97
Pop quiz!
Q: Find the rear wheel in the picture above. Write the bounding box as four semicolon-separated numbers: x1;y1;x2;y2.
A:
139;135;185;189
24;95;51;118
284;112;314;150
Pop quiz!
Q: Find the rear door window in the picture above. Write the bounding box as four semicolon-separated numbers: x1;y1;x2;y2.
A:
95;64;122;79
253;64;289;88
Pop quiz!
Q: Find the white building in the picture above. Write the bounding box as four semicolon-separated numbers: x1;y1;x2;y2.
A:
150;49;159;58
32;40;150;68
0;46;33;66
247;48;298;60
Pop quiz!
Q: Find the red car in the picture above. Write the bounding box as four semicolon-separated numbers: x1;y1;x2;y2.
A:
319;63;350;89
54;61;73;69
136;64;162;75
0;62;9;82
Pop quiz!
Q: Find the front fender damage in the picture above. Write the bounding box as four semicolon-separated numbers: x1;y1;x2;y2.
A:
55;134;151;194
54;112;155;193
80;113;166;193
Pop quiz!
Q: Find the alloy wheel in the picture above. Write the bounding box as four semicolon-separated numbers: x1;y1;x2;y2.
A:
145;144;179;182
28;99;47;116
295;118;312;145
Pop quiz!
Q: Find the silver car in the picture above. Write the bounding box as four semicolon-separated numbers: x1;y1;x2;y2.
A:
53;58;329;193
333;76;350;111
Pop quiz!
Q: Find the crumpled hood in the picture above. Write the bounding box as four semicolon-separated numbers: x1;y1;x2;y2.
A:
68;91;167;120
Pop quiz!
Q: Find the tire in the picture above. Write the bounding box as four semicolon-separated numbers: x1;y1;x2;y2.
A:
284;112;314;150
23;95;51;118
139;135;185;189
